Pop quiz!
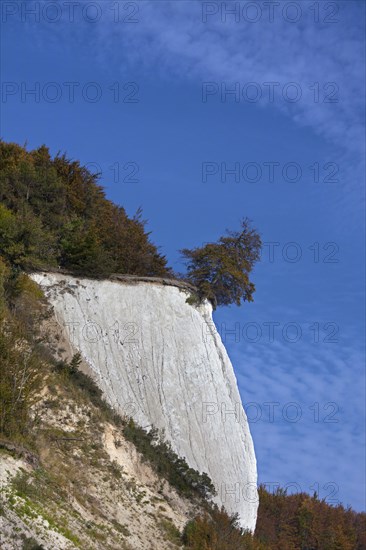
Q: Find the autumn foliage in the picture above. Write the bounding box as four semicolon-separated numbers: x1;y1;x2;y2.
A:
0;141;170;277
183;486;366;549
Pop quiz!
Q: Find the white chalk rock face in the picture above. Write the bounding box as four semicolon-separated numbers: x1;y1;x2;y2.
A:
31;272;258;531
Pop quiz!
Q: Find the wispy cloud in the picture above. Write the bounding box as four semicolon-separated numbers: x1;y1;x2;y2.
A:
226;328;365;510
23;1;363;160
89;0;364;159
22;0;364;211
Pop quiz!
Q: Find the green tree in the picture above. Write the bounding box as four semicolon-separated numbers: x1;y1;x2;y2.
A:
0;267;46;440
181;219;261;308
0;140;170;278
60;218;113;276
0;321;44;438
0;204;56;270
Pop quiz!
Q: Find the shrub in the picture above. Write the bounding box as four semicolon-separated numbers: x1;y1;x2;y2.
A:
123;419;216;501
182;508;264;549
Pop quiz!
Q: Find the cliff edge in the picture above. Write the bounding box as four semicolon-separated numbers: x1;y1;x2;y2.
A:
31;272;258;531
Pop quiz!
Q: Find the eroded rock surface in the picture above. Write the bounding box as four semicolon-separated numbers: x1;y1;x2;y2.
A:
31;272;258;531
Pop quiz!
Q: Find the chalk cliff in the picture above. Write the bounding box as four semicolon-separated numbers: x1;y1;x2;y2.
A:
31;272;258;531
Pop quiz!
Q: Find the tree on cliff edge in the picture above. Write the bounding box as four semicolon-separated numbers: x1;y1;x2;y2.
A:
181;218;261;309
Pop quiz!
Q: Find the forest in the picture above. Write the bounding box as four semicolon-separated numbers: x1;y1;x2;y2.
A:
0;141;170;277
0;141;262;309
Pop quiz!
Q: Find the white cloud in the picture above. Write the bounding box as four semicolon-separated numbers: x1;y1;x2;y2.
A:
228;332;365;510
90;0;364;159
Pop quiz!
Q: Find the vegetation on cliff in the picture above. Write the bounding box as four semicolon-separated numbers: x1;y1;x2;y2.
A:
0;141;262;307
184;488;366;549
0;266;365;548
0;141;170;277
0;141;364;548
181;218;261;308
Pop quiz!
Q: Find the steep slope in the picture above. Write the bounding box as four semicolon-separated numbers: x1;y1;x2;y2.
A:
31;272;258;532
0;373;199;550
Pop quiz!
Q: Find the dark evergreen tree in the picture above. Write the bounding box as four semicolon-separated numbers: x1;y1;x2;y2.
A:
181;218;261;308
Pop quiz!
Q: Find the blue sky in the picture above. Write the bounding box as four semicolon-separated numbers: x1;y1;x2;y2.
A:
1;0;365;511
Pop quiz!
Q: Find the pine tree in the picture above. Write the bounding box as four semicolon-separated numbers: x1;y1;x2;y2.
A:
181;218;261;308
